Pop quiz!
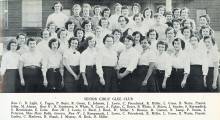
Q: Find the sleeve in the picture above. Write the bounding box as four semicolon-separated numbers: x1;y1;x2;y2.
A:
165;54;172;77
184;52;190;74
126;50;139;72
0;53;7;75
95;51;103;78
202;52;208;76
80;52;86;73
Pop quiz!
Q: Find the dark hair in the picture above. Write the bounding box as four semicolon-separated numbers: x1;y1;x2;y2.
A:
121;5;129;10
98;17;110;27
140;38;151;45
16;33;26;40
7;39;19;50
81;20;92;29
181;26;193;35
132;31;144;41
165;11;172;16
74;28;85;39
190;35;200;42
172;8;181;15
27;38;36;46
118;15;129;24
57;29;67;39
40;29;50;38
112;29;122;35
147;29;159;40
143;7;153;18
68;37;79;48
86;36;96;47
180;7;189;15
133;13;144;21
101;7;111;17
65;21;76;30
204;36;215;45
199;14;210;25
52;1;63;11
172;38;185;50
124;35;135;46
103;34;114;44
47;21;57;31
199;25;213;37
157;41;168;51
172;19;181;27
48;38;60;49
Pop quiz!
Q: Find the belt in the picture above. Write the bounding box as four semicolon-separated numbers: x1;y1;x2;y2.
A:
24;65;40;69
48;68;60;72
172;67;184;72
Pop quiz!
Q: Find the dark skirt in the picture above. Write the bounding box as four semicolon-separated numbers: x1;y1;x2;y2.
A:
133;65;157;92
168;68;185;92
23;66;44;93
3;69;20;93
100;66;118;92
155;69;166;92
206;67;217;92
46;68;62;92
186;65;205;92
63;66;81;92
118;67;136;92
84;65;101;92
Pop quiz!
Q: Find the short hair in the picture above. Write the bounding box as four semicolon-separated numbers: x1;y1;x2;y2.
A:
81;20;92;29
113;3;122;9
121;5;129;10
153;13;161;18
199;25;213;37
140;38;151;45
68;37;79;48
74;28;85;37
181;26;193;35
101;7;111;17
47;21;57;30
86;36;96;46
165;27;176;36
65;21;75;30
132;3;141;11
172;38;185;50
103;34;114;44
98;17;110;27
190;35;200;42
180;7;189;15
16;33;26;40
124;35;135;46
143;7;153;18
112;29;122;36
157;5;166;15
181;19;193;28
82;3;91;9
72;4;81;11
132;31;144;41
133;13;144;21
57;29;67;39
199;14;211;25
172;8;181;15
172;19;181;26
27;38;36;46
52;1;63;11
118;15;129;24
93;5;101;14
157;41;168;51
48;38;60;49
7;39;19;50
40;28;50;37
146;29;159;40
204;36;215;45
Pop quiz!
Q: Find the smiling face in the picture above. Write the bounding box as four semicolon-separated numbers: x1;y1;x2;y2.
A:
104;37;114;48
204;37;213;49
17;35;26;45
10;42;18;52
144;9;151;18
88;38;96;48
202;28;210;37
134;33;141;44
157;44;166;53
199;17;208;26
51;41;59;50
141;39;150;50
190;36;199;46
124;38;133;49
28;40;37;50
70;40;78;49
173;40;181;51
113;31;121;41
118;16;127;26
183;28;191;39
149;31;157;41
76;30;84;39
54;3;62;12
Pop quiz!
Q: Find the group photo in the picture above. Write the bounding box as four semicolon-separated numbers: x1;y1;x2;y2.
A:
0;0;219;93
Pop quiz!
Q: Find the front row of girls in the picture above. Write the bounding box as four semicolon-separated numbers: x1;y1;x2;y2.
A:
0;32;219;93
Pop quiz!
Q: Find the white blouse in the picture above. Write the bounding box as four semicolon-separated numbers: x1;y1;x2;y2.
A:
206;47;219;67
80;48;97;73
0;51;20;75
45;50;62;69
20;51;43;67
171;50;190;74
117;47;139;72
138;49;156;66
46;12;69;28
155;51;172;77
63;48;80;66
